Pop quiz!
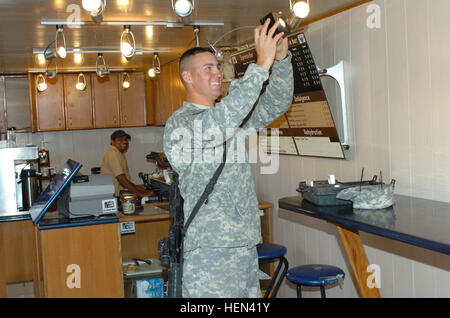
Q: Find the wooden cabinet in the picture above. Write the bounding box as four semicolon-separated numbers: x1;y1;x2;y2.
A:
152;61;186;125
32;74;65;132
92;73;120;128
63;73;93;130
119;72;147;127
0;220;39;298
29;71;150;132
36;222;124;298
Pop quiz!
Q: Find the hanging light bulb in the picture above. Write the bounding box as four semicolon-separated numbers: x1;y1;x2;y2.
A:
82;0;106;23
122;72;131;89
148;53;161;78
96;53;109;77
37;54;46;64
172;0;194;18
76;73;87;91
292;0;310;19
82;0;102;12
55;25;67;59
36;74;48;92
120;25;136;60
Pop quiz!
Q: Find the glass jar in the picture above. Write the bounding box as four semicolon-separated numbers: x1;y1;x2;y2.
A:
120;193;137;215
7;127;16;148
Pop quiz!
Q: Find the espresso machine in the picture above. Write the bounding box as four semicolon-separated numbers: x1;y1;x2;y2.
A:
0;146;40;218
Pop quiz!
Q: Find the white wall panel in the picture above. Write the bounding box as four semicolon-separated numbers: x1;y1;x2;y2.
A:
256;0;450;298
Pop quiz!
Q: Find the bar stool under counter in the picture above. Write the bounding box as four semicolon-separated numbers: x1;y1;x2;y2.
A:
286;264;345;298
257;243;289;298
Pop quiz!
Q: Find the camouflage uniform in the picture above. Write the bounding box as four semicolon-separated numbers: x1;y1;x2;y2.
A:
336;184;394;209
163;52;293;298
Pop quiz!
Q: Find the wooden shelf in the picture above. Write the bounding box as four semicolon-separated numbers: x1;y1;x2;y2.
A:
117;204;169;223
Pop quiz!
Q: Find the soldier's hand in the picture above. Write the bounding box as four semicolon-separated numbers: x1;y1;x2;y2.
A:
275;36;289;61
254;19;285;71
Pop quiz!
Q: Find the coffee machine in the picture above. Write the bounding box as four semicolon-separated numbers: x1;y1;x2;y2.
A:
0;146;39;218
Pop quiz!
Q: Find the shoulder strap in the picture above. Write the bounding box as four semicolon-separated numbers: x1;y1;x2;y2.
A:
184;142;227;233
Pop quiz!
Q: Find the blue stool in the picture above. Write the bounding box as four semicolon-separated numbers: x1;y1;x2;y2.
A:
286;264;345;298
257;243;289;298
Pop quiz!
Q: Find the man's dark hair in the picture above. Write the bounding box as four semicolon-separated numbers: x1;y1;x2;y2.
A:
179;47;215;83
180;47;214;64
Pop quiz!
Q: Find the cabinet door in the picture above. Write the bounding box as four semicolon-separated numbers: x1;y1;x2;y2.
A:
169;61;186;114
63;73;93;130
119;72;147;127
35;75;65;131
152;61;186;125
92;73;120;128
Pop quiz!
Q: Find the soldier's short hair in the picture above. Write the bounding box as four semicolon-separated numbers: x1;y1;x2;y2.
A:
179;47;215;83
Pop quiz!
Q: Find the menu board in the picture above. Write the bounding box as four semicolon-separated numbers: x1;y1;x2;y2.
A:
231;31;345;159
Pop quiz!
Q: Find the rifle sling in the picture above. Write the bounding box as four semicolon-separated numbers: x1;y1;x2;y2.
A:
183;142;227;234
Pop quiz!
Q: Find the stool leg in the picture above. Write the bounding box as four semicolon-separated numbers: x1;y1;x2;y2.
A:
320;286;326;298
263;259;282;298
271;257;288;298
297;284;302;298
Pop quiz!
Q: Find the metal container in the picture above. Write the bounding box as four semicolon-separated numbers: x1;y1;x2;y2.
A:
0;146;38;217
20;168;39;211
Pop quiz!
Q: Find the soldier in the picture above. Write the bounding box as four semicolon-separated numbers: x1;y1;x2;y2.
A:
163;19;294;297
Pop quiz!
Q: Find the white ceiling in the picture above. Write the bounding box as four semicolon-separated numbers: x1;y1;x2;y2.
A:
0;0;362;73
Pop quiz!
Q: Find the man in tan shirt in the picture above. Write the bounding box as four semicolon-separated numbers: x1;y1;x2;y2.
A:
101;130;153;197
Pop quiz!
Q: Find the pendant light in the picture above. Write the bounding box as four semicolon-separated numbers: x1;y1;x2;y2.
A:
148;53;161;78
82;0;106;23
96;53;110;77
172;0;194;18
291;0;310;19
36;74;48;92
76;73;87;91
287;0;310;29
120;25;136;61
122;72;131;89
55;25;67;59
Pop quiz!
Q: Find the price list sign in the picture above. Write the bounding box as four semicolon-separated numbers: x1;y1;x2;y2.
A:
231;31;345;159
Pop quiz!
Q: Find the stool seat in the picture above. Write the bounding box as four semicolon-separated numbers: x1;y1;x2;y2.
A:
257;243;287;260
256;243;288;298
287;264;345;287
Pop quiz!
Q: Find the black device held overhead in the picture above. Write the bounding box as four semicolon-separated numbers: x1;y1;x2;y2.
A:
260;11;290;37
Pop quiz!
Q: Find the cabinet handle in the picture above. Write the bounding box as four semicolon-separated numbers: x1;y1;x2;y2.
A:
124;116;127;123
58;119;62;127
113;116;117;123
69;118;72;126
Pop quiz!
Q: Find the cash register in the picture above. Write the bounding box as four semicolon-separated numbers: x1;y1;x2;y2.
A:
58;174;118;218
29;159;118;225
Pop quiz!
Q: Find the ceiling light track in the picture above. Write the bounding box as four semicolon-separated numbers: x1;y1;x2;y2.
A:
33;48;171;55
40;19;224;27
28;68;138;74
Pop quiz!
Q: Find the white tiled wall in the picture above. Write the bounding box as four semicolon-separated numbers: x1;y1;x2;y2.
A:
18;126;165;184
253;0;450;298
